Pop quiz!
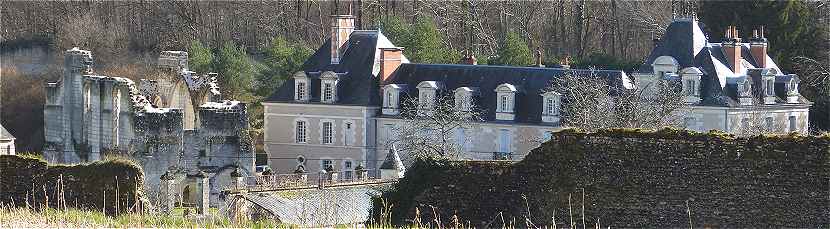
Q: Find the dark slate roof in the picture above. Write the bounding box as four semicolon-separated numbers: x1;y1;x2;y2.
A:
0;124;14;140
385;63;629;124
266;31;381;106
638;19;805;107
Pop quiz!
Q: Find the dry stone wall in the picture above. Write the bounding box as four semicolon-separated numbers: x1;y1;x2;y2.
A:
0;155;144;215
382;128;830;228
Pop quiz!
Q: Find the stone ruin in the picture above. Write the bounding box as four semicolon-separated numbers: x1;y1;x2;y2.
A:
43;48;254;209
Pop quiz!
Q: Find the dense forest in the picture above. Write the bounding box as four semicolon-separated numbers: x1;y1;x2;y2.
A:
1;0;828;153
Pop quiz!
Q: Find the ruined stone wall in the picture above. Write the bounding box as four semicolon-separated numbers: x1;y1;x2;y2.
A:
382;129;830;228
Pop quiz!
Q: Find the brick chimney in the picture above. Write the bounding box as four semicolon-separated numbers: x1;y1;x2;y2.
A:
750;26;768;68
330;15;355;65
534;48;545;67
722;25;742;74
380;47;404;82
460;50;477;65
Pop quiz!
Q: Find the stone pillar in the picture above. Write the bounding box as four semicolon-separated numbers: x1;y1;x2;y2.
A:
159;171;176;213
195;171;210;214
230;168;245;191
318;170;327;189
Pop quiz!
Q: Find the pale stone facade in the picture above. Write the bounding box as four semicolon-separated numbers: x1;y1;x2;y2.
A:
633;18;811;135
43;48;253;207
0;125;14;155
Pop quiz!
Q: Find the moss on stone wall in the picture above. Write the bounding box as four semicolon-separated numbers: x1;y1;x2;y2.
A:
380;128;830;227
0;155;145;215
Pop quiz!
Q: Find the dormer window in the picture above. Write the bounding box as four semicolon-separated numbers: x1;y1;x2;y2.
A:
652;56;679;78
382;84;405;115
454;87;476;112
737;77;753;106
293;71;310;102
680;67;703;104
320;71;339;103
417;81;441;112
494;83;518;121
541;91;561;124
783;75;801;104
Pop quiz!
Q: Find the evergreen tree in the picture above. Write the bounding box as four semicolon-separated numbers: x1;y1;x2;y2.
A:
216;41;255;100
256;36;312;97
698;0;824;71
188;40;214;73
489;32;533;66
379;16;410;49
405;17;459;64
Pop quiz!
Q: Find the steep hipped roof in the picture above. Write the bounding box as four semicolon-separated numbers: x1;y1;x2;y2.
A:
638;18;804;107
386;63;630;124
266;31;406;106
0;123;14;140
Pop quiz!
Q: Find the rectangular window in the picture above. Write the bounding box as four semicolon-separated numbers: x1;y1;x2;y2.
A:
385;92;393;107
323;83;333;101
384;124;395;143
343;160;354;180
686;80;696;96
296;121;307;143
322;159;333;171
296;82;306;100
684;117;696;130
455;128;466;151
789;116;797;132
322;122;333;144
765;117;774;132
741;118;750;130
344;122;354;146
766;80;775;96
500;95;509;112
498;129;511;153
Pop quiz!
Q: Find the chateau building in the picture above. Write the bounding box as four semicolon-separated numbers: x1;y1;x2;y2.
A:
43;48;253;206
263;14;629;173
0;125;14;155
633;18;810;134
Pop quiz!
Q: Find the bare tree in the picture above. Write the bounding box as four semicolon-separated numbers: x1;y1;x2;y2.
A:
547;69;686;132
386;94;483;163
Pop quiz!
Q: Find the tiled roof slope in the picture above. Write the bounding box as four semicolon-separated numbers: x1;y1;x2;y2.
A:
266;31;400;106
386;63;629;124
638;19;806;107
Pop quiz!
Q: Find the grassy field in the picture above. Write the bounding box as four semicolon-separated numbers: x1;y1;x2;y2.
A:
0;206;286;228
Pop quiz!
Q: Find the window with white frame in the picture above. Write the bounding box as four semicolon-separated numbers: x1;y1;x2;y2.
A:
343;121;354;146
765;117;774;132
322;121;334;144
541;91;561;123
455;128;466;151
382;84;404;115
295;120;307;143
343;160;354;180
498;129;511;153
789;116;797;132
494;83;517;120
321;159;333;171
294;71;310;101
765;79;775;96
680;67;702;104
320;71;339;103
417;81;441;111
454;87;475;112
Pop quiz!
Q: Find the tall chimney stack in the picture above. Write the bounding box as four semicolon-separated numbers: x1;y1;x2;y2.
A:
722;25;742;74
379;47;404;82
330;14;355;65
534;48;545;67
750;25;768;68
